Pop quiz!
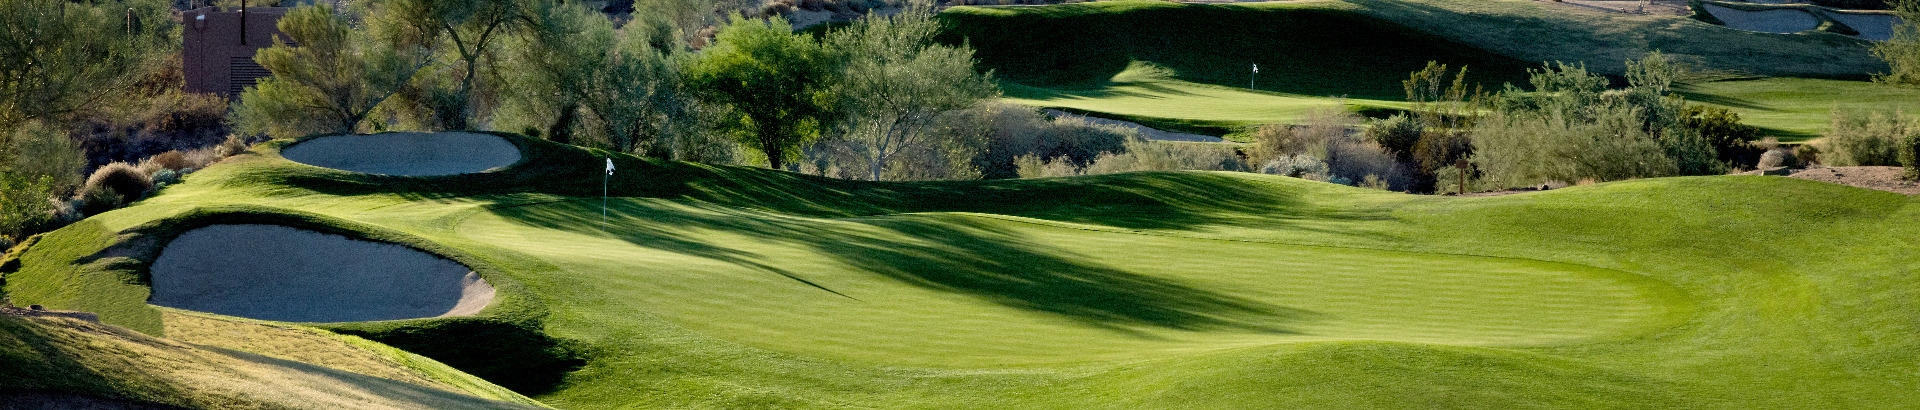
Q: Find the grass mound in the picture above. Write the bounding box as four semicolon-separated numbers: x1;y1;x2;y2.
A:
6;133;1920;407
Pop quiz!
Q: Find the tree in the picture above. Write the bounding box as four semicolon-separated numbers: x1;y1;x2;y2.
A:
686;16;834;169
365;0;527;131
821;6;997;181
498;0;698;158
1875;0;1920;87
231;4;431;139
4;120;85;196
0;0;175;131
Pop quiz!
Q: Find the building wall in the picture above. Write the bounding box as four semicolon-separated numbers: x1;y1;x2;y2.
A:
181;7;290;99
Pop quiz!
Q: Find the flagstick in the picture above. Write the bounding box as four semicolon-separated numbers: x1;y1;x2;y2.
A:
602;157;610;233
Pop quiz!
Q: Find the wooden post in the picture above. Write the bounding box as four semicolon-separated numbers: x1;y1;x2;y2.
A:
240;0;247;46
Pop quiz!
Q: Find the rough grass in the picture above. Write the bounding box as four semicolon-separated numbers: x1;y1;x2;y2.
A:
1679;77;1920;142
0;315;543;409
7;133;1920;408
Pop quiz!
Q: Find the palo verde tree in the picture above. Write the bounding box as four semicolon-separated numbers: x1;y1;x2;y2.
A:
231;4;432;139
822;5;998;181
686;16;835;169
498;0;694;158
364;0;526;131
0;0;175;131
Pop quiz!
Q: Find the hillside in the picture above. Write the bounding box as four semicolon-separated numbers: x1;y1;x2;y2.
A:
941;1;1900;140
4;132;1918;407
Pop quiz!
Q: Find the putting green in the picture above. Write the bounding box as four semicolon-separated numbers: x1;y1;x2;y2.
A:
457;199;1682;366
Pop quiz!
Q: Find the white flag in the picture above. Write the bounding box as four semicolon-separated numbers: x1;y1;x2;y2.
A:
605;158;615;176
1252;63;1259;73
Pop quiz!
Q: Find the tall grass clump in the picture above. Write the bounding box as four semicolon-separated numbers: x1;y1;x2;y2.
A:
80;162;152;208
1822;109;1917;166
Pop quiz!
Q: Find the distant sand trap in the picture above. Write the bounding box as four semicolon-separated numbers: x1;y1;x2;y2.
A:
1829;12;1900;41
281;132;521;176
149;224;494;323
1703;4;1820;34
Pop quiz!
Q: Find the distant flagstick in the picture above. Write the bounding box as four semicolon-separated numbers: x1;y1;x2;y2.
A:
1250;63;1259;91
603;157;614;232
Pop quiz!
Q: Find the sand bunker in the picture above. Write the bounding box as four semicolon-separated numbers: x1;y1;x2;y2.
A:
281;132;521;176
1829;12;1900;41
148;224;494;323
1703;4;1820;34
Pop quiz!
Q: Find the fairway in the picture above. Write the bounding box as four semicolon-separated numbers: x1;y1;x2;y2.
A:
7;133;1919;408
1680;77;1920;142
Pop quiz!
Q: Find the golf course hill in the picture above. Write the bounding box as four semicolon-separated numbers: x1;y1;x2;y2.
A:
3;131;1919;407
941;0;1904;140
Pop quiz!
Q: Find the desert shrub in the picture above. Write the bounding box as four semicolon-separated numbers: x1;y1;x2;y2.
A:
142;150;193;172
1359;174;1390;190
968;104;1135;179
1259;154;1329;180
1470;110;1677;187
215;134;255;158
75;186;124;216
1014;154;1083;178
761;0;797;16
1825;109;1916;166
5;120;87;197
0;172;54;239
1081;139;1246;175
1366;114;1424;163
1431;164;1495;194
1902;132;1920;180
1325;138;1412;190
1758;149;1796;169
1792;144;1821;166
150;168;182;188
1246;124;1297;165
1682;105;1763;167
81;162;153;206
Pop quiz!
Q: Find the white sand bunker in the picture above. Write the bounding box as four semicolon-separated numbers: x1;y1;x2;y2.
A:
149;224;495;323
1704;4;1820;34
281;132;522;176
1829;12;1900;41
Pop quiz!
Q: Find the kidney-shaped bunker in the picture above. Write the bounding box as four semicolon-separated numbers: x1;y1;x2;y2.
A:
281;132;522;176
148;224;494;323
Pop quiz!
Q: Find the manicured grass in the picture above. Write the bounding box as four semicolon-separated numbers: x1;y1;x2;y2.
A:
6;133;1919;408
1679;77;1920;142
949;0;1893;136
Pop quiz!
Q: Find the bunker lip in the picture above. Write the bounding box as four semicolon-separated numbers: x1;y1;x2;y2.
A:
148;224;495;323
281;132;523;176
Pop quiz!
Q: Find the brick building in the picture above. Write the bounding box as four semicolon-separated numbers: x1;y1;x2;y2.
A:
181;7;291;99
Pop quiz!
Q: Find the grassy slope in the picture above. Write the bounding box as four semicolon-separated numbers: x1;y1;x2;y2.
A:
0;315;541;409
948;1;1896;140
7;134;1918;407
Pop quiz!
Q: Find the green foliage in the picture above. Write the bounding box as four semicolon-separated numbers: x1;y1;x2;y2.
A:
495;0;711;159
818;6;999;181
1403;62;1484;133
1474;54;1724;188
3;121;85;196
362;0;528;131
232;4;430;139
1902;131;1920;180
1367;114;1425;163
1081;140;1247;176
1824;109;1918;166
1874;0;1920;87
1681;105;1762;167
686;16;835;169
0;0;176;130
0;172;52;239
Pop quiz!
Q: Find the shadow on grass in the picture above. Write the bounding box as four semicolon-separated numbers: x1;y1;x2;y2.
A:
487;198;1313;333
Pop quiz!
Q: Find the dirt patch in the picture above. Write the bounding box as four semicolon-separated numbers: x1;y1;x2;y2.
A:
148;224;494;323
1775;165;1920;194
280;132;521;176
1702;4;1821;34
1543;0;1691;16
